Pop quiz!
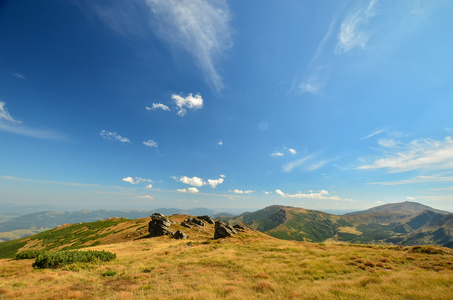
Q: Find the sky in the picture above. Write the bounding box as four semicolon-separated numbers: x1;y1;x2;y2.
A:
1;0;453;213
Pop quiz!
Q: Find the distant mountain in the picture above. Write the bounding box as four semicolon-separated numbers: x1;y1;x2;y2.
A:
0;208;218;241
222;202;453;248
345;201;450;216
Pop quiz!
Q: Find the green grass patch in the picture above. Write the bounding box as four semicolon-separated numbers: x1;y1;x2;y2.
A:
0;239;27;259
33;250;116;269
15;250;48;260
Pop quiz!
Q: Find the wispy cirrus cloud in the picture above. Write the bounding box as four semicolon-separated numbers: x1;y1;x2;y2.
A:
358;136;453;172
100;130;130;143
145;0;232;93
13;73;27;80
0;101;68;141
275;189;352;201
368;175;453;186
335;0;377;54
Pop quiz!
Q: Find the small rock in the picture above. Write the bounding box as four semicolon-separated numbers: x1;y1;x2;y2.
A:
233;223;247;230
174;230;188;239
191;218;205;226
181;222;192;228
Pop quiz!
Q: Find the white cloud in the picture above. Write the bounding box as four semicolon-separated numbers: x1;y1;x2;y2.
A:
336;0;377;54
178;176;206;187
146;103;170;111
289;148;297;155
282;154;315;172
232;189;254;194
264;191;272;195
361;129;385;140
143;139;158;147
13;73;27;80
0;101;22;124
146;184;153;189
220;174;226;178
275;189;351;201
138;195;154;199
172;93;203;117
0;102;68;141
207;178;224;188
218;140;223;146
145;0;232;93
122;177;139;184
123;177;153;185
177;187;199;193
368;175;453;186
271;151;284;157
100;130;130;143
406;196;416;200
358;136;453;172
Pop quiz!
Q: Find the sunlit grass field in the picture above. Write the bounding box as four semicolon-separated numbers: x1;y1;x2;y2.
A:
1;216;452;299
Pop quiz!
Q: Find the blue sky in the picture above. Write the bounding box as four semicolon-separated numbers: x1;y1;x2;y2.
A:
1;0;453;212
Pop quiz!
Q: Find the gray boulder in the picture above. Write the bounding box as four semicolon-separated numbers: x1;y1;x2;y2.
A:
148;213;172;237
173;230;188;239
214;220;238;239
233;223;247;231
197;215;215;224
191;218;205;226
181;222;192;228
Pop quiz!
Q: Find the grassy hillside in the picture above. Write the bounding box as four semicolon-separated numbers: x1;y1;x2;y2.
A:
225;205;453;248
0;214;452;299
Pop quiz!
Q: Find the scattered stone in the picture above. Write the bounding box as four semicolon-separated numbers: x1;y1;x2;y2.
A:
191;218;205;226
197;215;215;224
148;213;172;237
181;222;192;229
214;220;237;239
174;230;188;239
233;223;247;231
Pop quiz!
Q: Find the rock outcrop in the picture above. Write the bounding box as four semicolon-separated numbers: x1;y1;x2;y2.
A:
197;215;215;224
214;220;238;239
233;223;247;231
173;230;188;239
148;213;172;237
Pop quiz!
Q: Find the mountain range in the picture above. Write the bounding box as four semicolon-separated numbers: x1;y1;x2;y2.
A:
221;201;453;248
1;201;452;248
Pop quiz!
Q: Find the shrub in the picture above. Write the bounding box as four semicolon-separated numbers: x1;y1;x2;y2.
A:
15;250;48;260
33;250;116;269
102;270;117;277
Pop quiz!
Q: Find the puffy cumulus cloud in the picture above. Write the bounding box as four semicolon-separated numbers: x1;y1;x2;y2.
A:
232;189;254;194
218;140;223;146
171;93;203;117
143;140;158;147
146;184;153;189
100;130;130;143
178;176;206;187
289;148;297;155
207;178;224;188
146;103;170;111
0;101;22;124
122;177;139;184
358;136;453;172
271;151;284;157
177;187;199;193
123;177;153;185
275;189;351;201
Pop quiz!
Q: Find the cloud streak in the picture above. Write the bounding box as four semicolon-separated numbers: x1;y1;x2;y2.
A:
275;189;352;201
100;130;130;143
145;0;232;93
358;136;453;172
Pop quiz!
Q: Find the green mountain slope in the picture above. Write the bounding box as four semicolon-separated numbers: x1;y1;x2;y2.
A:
224;202;453;248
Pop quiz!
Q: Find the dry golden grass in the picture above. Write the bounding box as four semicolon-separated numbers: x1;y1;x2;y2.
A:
1;217;452;299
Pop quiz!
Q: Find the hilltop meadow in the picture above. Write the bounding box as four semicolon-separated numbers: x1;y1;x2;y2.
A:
0;214;452;299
